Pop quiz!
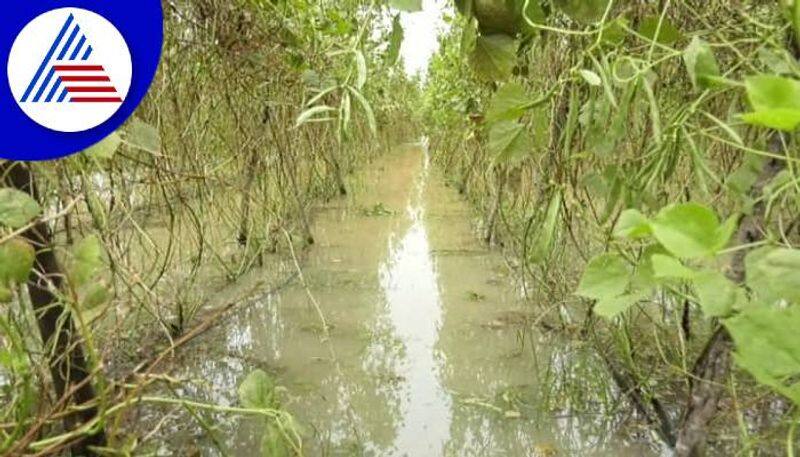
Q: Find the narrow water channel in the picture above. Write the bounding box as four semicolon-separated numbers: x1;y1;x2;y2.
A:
161;145;653;456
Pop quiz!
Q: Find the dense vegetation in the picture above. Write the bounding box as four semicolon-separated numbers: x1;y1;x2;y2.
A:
423;0;800;455
1;0;800;455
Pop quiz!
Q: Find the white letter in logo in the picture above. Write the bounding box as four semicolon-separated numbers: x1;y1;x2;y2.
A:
7;8;133;133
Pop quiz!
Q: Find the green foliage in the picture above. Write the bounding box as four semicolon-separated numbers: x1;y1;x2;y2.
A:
637;16;682;45
126;118;161;153
741;75;800;131
746;247;800;306
613;209;651;239
0;238;35;287
727;306;800;405
387;15;404;65
0;189;41;229
576;253;630;302
239;369;277;409
84;132;122;160
486;82;531;123
470;34;517;81
488;120;532;164
693;270;741;318
67;236;112;310
683;37;721;89
651;254;695;279
554;0;610;23
650;203;735;259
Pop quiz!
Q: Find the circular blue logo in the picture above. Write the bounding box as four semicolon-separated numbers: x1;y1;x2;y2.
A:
1;1;163;161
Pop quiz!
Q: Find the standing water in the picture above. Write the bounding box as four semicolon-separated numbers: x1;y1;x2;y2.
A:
161;145;654;456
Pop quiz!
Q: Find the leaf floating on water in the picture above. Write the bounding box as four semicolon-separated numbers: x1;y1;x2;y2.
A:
239;369;277;409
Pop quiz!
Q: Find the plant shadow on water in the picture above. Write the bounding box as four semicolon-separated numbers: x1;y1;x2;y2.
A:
137;145;663;456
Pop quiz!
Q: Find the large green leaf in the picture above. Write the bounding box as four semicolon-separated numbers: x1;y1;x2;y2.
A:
652;254;696;279
576;253;631;301
486;82;531;123
390;0;422;12
0;238;35;285
746;247;800;305
650;203;734;259
238;369;276;409
68;236;105;288
554;0;610;23
0;189;41;229
470;34;517;82
638;16;682;45
488;120;532;164
683;37;721;90
693;270;741;317
726;306;800;404
741;75;800;131
613;209;651;239
595;292;645;318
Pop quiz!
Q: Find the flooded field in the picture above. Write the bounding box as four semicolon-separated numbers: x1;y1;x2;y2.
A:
133;145;659;456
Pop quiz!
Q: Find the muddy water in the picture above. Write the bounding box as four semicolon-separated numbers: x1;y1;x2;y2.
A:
167;146;655;456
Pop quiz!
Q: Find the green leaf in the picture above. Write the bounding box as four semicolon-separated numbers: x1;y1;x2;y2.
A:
683;37;721;90
390;0;422;12
486;82;531;124
68;236;105;288
554;0;610;23
692;270;740;317
387;15;404;65
638;16;682;45
650;203;729;259
0;238;35;285
613;209;651;239
595;292;645;318
746;247;800;305
726;306;800;405
84;132;122;160
652;254;696;279
238;369;276;409
579;69;602;86
741;75;800;131
488;120;532;164
576;253;631;301
0;189;41;229
80;283;112;310
470;34;517;82
126;119;161;153
727;154;765;196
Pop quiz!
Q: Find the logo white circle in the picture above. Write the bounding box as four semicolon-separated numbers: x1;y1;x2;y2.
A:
7;8;132;133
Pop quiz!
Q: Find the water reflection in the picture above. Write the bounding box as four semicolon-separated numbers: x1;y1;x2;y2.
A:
374;155;453;455
137;145;660;456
